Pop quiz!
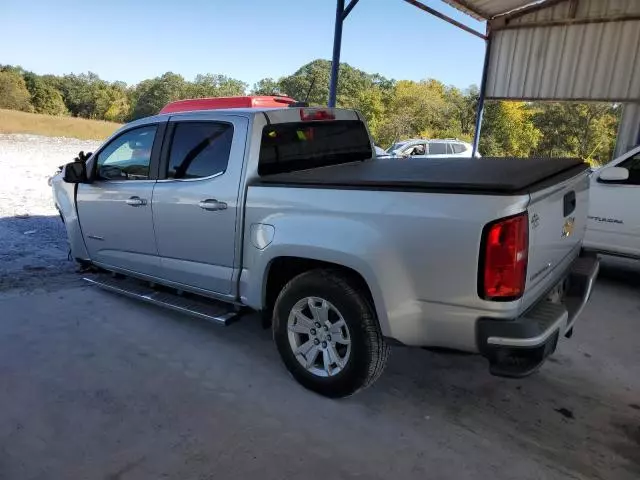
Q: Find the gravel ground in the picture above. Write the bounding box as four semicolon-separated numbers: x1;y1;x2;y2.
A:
0;133;638;479
0;134;100;291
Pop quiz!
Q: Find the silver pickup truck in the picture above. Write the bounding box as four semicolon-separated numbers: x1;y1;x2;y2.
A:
52;103;599;397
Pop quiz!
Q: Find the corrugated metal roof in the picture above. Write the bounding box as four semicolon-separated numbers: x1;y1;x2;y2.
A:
506;0;640;24
440;0;552;20
485;0;640;101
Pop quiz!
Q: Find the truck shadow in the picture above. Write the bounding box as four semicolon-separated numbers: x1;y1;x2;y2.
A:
0;214;75;291
597;255;640;289
161;298;638;480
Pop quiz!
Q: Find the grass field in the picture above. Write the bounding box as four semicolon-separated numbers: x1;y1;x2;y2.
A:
0;109;121;140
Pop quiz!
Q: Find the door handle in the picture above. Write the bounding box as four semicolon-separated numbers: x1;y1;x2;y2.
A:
198;199;227;211
125;196;147;207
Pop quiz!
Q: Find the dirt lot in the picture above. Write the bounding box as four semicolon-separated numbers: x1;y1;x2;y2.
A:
1;134;639;479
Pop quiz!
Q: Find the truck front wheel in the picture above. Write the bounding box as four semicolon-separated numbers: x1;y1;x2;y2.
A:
272;269;389;398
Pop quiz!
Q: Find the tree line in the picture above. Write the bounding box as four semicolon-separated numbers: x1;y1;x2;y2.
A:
0;60;619;164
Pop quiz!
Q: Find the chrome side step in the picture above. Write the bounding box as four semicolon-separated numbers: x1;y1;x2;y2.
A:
83;275;239;326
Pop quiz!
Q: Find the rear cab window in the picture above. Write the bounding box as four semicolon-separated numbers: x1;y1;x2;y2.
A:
258;121;372;176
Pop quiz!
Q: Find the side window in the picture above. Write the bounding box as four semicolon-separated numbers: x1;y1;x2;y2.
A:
428;142;447;155
446;143;455;154
452;143;467;154
404;143;425;156
168;122;233;179
96;125;157;180
618;153;640;185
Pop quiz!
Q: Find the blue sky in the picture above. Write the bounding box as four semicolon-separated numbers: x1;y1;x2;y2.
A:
1;0;486;89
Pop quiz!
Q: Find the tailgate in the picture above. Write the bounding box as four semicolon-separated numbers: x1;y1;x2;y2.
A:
524;169;590;297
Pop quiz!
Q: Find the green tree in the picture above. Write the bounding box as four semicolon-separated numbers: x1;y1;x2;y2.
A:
441;85;477;140
480;101;541;157
376;79;449;145
185;74;247;98
251;77;282;95
94;82;130;122
279;60;332;105
130;72;187;119
532;103;619;165
29;78;68;115
352;86;386;141
279;59;391;107
58;72;108;118
0;70;33;112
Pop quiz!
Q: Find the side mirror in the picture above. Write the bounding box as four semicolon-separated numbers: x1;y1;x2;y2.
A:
598;167;629;183
63;161;87;183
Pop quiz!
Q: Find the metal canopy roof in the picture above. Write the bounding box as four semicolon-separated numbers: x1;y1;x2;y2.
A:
328;0;640;155
441;0;557;20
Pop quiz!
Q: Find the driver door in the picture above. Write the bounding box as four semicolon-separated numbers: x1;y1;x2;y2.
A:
587;150;640;257
77;121;166;277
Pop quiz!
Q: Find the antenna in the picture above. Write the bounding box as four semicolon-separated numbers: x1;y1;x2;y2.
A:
304;76;317;105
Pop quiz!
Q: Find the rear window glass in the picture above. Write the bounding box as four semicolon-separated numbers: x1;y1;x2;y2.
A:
258;121;372;176
452;143;467;154
168;122;233;179
428;142;447;155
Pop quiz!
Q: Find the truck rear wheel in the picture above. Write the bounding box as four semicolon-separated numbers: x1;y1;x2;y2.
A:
273;269;389;398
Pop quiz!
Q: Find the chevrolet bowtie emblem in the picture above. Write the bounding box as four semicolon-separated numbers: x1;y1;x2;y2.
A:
562;217;575;238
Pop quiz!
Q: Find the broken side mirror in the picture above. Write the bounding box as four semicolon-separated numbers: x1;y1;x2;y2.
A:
63;161;87;183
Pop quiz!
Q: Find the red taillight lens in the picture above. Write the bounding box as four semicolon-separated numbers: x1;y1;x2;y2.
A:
480;213;529;300
299;108;335;121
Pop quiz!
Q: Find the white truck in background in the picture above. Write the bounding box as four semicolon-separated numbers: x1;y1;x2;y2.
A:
584;145;640;258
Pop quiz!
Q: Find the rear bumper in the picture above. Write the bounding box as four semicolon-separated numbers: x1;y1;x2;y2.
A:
476;255;599;378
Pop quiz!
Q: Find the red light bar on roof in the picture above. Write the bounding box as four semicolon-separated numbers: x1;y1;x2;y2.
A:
160;96;296;114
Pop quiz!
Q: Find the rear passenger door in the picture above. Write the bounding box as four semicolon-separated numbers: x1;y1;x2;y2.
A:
152;116;249;295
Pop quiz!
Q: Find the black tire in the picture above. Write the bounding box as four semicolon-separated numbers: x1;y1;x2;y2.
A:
273;269;389;398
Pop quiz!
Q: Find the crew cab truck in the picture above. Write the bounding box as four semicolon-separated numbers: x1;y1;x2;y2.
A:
53;97;599;397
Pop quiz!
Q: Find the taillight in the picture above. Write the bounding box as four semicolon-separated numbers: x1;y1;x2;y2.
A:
299;108;335;121
479;212;529;301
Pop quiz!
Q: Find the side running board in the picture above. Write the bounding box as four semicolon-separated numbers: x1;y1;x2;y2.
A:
83;275;239;326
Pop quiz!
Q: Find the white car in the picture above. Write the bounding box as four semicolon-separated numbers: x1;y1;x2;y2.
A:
583;145;640;258
386;139;480;159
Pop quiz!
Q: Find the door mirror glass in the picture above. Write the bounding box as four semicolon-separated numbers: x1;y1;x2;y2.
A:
598;167;629;183
63;161;87;183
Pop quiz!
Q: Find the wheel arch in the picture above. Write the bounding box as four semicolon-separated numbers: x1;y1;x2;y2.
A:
251;254;390;336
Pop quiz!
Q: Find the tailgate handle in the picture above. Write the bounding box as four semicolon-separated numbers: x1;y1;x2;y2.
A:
563;191;576;217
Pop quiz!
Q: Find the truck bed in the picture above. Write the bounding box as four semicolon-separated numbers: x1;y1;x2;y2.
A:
257;157;588;195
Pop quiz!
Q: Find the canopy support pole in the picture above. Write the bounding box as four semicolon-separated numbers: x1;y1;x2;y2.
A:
472;32;492;157
329;0;346;107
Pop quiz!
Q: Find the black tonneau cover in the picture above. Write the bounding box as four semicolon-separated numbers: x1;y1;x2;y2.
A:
256;157;588;195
